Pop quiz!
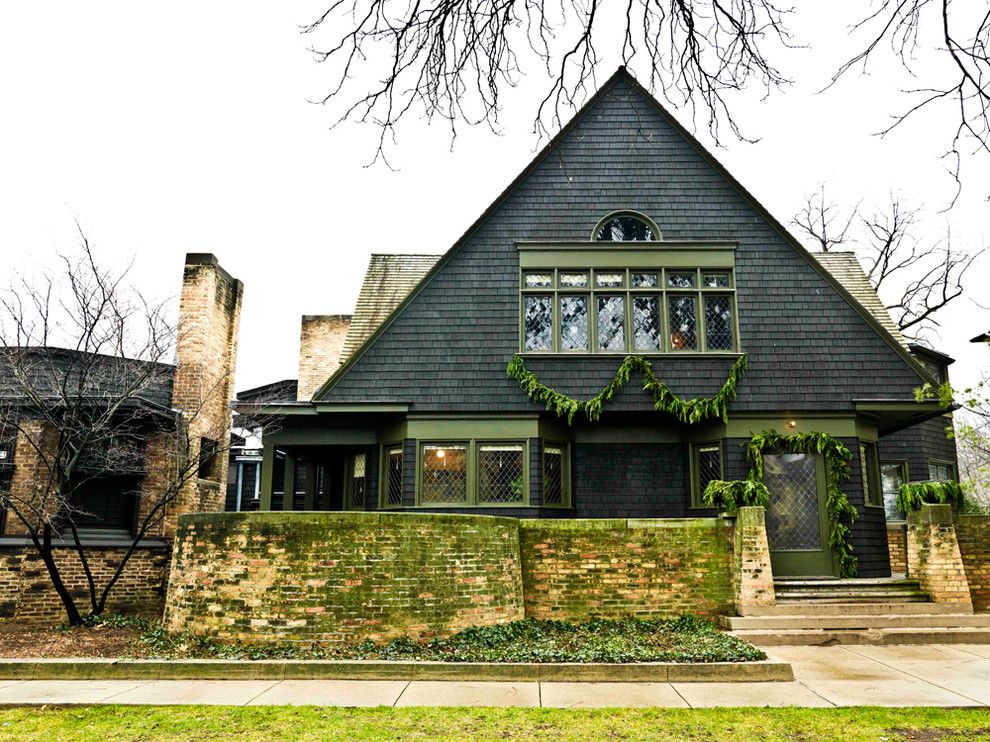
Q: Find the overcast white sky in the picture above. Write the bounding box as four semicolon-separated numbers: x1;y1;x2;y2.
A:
1;2;988;393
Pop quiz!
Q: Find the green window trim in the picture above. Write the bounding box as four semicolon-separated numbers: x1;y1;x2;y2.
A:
520;267;739;355
415;439;531;508
860;442;883;508
927;460;957;482
689;441;723;508
881;460;908;522
344;451;368;512
541;441;572;508
378;443;404;509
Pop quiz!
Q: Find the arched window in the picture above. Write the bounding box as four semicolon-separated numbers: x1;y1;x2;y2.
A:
593;212;660;242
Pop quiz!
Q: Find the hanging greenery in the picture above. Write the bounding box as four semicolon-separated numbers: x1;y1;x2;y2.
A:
702;479;771;513
745;429;858;578
505;354;748;425
896;480;964;514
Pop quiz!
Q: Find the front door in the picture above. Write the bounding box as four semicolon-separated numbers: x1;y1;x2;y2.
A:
764;452;835;576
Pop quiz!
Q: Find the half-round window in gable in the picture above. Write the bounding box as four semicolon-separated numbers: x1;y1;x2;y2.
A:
594;212;660;242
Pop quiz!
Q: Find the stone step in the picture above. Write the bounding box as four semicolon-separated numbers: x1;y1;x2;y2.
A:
774;591;931;603
773;577;921;588
739;602;961;617
721;614;990;631
732;627;990;646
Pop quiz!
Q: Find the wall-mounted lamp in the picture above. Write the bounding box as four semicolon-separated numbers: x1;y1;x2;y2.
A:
786;420;798;430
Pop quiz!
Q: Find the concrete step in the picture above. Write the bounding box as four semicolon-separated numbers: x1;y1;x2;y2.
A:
739;602;961;617
721;614;990;631
774;577;921;588
732;627;990;646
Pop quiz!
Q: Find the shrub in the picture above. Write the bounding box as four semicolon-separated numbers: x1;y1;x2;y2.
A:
896;480;965;514
702;479;770;513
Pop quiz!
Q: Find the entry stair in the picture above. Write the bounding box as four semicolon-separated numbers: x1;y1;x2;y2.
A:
720;577;990;646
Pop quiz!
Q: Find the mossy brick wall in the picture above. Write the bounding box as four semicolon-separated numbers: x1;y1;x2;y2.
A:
164;512;526;643
0;545;168;623
956;516;990;612
518;518;734;620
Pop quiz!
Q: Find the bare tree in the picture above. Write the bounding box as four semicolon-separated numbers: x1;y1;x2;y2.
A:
0;230;239;626
302;0;793;163
828;1;990;205
793;189;983;337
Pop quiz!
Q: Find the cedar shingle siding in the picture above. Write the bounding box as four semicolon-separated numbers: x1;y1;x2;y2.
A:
319;75;924;411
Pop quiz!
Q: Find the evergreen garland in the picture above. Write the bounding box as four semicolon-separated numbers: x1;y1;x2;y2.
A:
745;430;859;578
702;479;771;513
505;354;748;425
896;480;964;513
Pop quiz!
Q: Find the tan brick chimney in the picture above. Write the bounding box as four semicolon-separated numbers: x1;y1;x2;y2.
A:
165;254;243;533
297;315;351;400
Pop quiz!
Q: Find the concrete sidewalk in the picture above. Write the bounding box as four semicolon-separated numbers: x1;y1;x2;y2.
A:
0;645;987;708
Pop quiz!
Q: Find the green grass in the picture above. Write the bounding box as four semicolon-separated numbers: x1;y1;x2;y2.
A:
0;706;988;741
133;616;766;663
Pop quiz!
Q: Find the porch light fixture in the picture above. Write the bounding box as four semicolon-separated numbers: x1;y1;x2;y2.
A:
786;420;798;430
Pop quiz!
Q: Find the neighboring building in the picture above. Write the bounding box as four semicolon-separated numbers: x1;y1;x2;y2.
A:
244;67;954;580
0;254;241;620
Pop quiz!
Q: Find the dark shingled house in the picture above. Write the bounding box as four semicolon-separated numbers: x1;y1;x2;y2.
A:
251;68;956;579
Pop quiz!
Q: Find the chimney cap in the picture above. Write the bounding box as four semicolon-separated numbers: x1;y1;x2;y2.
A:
301;314;353;323
184;253;220;267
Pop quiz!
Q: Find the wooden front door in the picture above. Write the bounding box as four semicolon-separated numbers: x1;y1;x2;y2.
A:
764;452;835;577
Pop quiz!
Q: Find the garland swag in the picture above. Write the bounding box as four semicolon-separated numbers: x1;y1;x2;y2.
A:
897;480;964;514
505;355;748;425
745;430;859;578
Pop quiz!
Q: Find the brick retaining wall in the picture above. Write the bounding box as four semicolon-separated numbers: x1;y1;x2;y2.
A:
887;523;907;575
956;515;990;613
0;544;168;623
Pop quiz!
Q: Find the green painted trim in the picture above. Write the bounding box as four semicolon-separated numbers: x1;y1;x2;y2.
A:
313;403;410;413
406;418;540;439
573;426;683;444
590;210;664;241
378;442;404;509
414;438;531;508
259;442;275;511
855;419;879;443
855;401;946;414
726;417;858;438
540;440;572;508
247;404;318;417
519;249;736;269
380;420;408;443
265;429;378;446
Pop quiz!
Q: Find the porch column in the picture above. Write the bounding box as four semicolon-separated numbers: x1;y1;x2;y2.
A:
259;442;275;511
732;506;776;615
906;503;973;610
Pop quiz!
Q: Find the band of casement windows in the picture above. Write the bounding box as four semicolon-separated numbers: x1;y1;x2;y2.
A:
520;267;738;354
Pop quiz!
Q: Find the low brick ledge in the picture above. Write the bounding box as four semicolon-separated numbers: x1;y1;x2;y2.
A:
0;658;793;683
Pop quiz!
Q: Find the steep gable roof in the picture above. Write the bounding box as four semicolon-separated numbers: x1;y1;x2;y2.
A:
314;66;932;405
340;254;442;365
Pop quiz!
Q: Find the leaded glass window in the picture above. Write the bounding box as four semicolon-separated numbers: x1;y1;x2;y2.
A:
882;462;906;520
704;295;734;350
560;295;589;350
928;462;955;481
693;443;722;507
703;272;731;288
632;273;658;288
524;295;552;350
478;444;525;503
543;444;565;505
384;446;403;507
633;296;661;351
524;273;552;288
560;272;589;288
595;272;624;288
348;452;366;510
421;445;467;503
669;295;697;350
667;272;695;288
597;296;626;351
595;215;657;242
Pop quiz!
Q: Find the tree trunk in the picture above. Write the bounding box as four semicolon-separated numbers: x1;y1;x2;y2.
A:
38;523;84;626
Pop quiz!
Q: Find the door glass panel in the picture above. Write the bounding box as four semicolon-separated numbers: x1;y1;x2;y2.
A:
764;453;822;550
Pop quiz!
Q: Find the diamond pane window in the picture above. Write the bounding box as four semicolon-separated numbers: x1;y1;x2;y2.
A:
928;463;953;481
597;296;626;351
385;446;403;506
560;272;589;288
667;272;696;288
882;463;906;520
543;445;565;505
703;272;731;288
524;273;552;288
668;295;697;350
560;295;589;351
349;453;366;510
631;273;658;288
421;445;467;503
524;295;553;350
633;296;661;351
595;272;624;288
764;453;822;550
478;444;525;503
595;215;656;242
704;295;734;350
695;444;722;505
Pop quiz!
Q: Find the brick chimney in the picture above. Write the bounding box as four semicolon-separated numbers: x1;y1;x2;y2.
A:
297;315;351;400
167;254;243;528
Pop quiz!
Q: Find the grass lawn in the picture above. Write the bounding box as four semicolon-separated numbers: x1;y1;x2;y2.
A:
0;706;988;741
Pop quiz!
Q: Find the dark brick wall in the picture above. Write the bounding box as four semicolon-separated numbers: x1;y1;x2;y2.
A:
320;74;926;415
